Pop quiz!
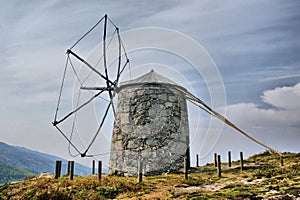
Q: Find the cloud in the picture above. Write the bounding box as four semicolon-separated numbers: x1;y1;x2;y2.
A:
262;83;300;110
188;83;300;164
260;74;300;82
198;82;300;163
226;82;300;129
1;0;299;167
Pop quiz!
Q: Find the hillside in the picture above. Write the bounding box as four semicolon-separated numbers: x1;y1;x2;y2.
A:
0;163;36;184
0;151;299;199
0;142;90;184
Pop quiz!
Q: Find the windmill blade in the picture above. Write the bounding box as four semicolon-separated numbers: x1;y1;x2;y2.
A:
53;56;69;123
186;96;216;117
69;15;105;50
116;27;121;84
81;101;112;157
116;58;129;81
102;15;116;117
54;125;82;155
114;30;130;82
80;86;113;91
67;49;114;86
108;90;116;117
102;15;110;87
68;90;84;158
172;85;282;156
53;14;130;159
53;90;105;126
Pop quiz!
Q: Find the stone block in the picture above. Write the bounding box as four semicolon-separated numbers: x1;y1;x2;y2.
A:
109;82;190;176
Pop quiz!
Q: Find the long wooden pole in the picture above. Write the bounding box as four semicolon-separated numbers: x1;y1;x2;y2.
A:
98;161;102;181
92;160;95;175
228;151;232;167
138;160;143;183
240;152;244;171
214;153;217;167
184;157;188;180
69;161;74;180
55;160;62;179
217;155;221;177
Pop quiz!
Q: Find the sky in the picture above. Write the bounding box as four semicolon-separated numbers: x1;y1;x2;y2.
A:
0;0;299;168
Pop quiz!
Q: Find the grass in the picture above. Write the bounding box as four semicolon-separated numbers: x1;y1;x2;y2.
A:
0;152;299;199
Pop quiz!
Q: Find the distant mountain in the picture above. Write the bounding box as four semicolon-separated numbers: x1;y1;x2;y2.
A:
0;141;91;184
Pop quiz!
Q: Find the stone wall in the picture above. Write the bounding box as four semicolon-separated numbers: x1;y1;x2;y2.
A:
109;83;189;176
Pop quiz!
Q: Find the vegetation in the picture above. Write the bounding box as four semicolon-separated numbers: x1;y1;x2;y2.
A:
0;152;299;199
0;141;91;182
0;163;36;184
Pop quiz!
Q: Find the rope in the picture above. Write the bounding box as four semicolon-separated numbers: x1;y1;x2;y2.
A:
53;14;130;158
91;152;110;156
120;37;129;62
128;59;132;81
186;96;216;117
80;27;117;93
69;15;105;50
116;28;121;84
118;59;130;81
54;125;82;155
117;36;130;81
92;28;117;74
68;90;83;158
54;90;104;125
103;15;109;88
68;55;83;85
70;49;114;105
67;49;114;85
107;16;118;29
82;101;112;156
53;56;69;123
172;85;282;156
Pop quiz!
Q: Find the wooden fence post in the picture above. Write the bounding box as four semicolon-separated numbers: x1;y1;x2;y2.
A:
240;152;244;171
55;160;62;179
67;161;71;175
280;156;284;166
217;155;222;177
214;153;217;167
92;160;95;175
98;161;102;181
69;161;74;180
184;156;188;180
196;154;199;167
138;160;143;183
228;151;232;167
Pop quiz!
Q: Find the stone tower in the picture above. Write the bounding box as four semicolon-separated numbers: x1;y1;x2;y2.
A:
109;69;190;176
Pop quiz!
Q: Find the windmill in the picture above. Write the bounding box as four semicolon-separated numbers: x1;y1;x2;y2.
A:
52;14;129;158
109;69;191;175
52;15;281;175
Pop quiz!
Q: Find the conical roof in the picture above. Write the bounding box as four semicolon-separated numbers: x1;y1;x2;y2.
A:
117;69;186;92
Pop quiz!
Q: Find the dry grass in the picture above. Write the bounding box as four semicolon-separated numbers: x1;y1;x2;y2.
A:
0;152;299;199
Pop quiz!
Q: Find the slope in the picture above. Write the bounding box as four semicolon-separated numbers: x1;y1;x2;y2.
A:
0;152;299;199
0;141;90;183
